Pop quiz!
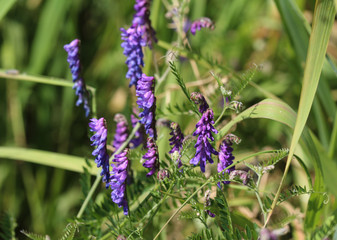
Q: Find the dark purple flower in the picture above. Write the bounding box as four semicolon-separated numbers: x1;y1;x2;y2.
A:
190;109;218;172
218;134;240;187
64;39;90;117
109;149;129;215
89;118;110;187
217;139;235;187
136;74;157;139
169;122;184;168
190;92;209;114
121;26;144;87
132;0;157;48
142;137;159;176
190;17;215;35
112;114;129;152
130;113;144;148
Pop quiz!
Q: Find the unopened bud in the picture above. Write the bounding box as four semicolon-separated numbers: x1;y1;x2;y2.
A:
157;169;170;181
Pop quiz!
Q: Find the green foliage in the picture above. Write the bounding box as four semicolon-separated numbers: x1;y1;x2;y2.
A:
59;223;77;240
0;213;17;240
311;215;337;240
264;185;314;211
20;230;48;240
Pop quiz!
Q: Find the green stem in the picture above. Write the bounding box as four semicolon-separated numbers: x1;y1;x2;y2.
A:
153;179;212;240
76;123;141;219
328;111;337;159
254;175;267;224
76;173;102;218
214;106;228;126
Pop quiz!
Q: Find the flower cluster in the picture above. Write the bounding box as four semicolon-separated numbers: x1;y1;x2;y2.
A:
217;139;235;187
121;0;156;87
112;114;129;152
130;113;144;148
169;122;184;168
121;27;144;87
190;17;215;35
132;0;157;48
136;74;157;139
109;149;129;215
190;92;209;113
142;137;159;176
218;134;240;187
64;39;90;117
190;108;218;172
89;118;110;187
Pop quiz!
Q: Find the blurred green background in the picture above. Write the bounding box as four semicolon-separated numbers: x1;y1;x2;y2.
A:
0;0;336;238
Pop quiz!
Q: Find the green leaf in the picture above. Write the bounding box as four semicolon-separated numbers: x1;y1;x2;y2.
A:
0;0;16;22
59;223;77;240
272;0;335;230
20;230;48;240
0;147;97;175
0;213;17;240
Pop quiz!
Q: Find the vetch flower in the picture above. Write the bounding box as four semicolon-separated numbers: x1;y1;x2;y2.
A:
190;17;215;35
136;74;157;139
109;149;129;215
217;134;240;188
64;39;90;117
142;137;159;176
121;26;144;87
112;114;129;152
132;0;157;48
89;118;110;187
190;92;209;114
169;122;184;168
130;113;144;148
190;108;218;172
121;0;157;87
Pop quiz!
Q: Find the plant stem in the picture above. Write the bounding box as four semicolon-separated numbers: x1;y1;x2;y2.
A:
254;175;267;224
214;106;228;126
153;179;211;240
76;173;102;218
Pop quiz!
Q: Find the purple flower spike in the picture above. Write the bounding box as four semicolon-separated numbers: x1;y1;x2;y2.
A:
121;27;144;87
142;137;159;176
190;109;218;172
190;92;209;114
169;122;184;153
190;17;215;35
89;118;110;187
130;114;144;148
132;0;157;48
217;138;235;187
64;39;90;117
112;114;129;152
110;149;129;215
136;74;157;139
169;122;184;168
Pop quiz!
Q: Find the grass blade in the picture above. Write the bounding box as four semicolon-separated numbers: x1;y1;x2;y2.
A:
0;0;16;22
266;0;335;229
0;147;97;175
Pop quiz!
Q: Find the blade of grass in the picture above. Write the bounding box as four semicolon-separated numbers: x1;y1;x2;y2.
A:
266;0;335;228
0;0;16;22
0;147;97;175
